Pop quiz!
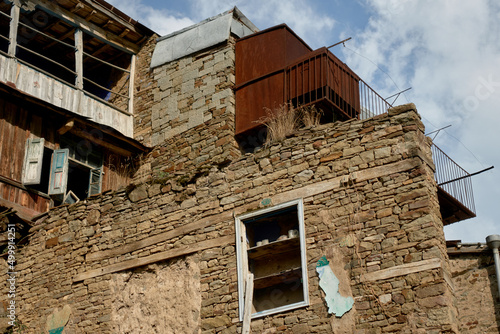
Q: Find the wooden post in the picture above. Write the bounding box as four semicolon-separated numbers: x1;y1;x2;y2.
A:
242;273;254;334
8;4;20;57
75;29;84;90
128;54;136;114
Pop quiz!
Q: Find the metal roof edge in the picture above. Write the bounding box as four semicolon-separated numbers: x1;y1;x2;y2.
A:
151;7;259;69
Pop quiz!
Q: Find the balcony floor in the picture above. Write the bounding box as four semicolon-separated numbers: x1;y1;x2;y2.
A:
438;187;476;225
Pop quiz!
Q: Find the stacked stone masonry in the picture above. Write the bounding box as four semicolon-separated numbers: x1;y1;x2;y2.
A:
0;102;465;333
449;249;500;333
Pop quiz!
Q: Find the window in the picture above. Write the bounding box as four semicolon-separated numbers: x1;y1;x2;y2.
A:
235;199;309;319
22;137;103;203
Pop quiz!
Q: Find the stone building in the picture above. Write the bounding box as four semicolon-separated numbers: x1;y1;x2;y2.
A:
0;1;498;333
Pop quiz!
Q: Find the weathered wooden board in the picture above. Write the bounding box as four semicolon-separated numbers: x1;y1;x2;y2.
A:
359;258;442;282
86;210;235;262
273;158;421;205
74;235;234;282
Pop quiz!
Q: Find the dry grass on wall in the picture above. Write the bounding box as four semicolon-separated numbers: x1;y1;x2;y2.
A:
299;104;323;128
259;104;323;146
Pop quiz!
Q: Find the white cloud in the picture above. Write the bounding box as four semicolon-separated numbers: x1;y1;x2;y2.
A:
188;0;336;48
106;0;195;36
344;0;500;241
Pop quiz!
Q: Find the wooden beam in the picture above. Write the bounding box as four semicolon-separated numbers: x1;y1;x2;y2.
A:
273;158;421;205
31;0;140;54
359;258;442;283
86;210;235;262
70;2;85;14
128;54;135;114
69;127;134;157
242;273;254;334
84;9;96;21
73;235;234;282
102;20;113;29
119;28;130;38
80;0;142;34
75;29;83;89
57;119;74;135
43;27;76;51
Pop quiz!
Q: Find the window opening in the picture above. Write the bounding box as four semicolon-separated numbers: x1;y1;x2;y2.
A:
67;159;91;200
235;199;309;319
0;2;12;54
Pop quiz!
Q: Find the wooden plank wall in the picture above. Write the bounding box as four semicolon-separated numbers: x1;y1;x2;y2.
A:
101;151;132;193
0;96;53;215
0;93;132;215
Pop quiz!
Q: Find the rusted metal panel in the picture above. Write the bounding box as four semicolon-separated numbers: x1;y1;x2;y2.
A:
236;25;311;85
235;25;312;135
235;72;286;134
236;25;367;135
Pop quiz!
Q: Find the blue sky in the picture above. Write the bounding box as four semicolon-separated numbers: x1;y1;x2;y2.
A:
108;0;500;243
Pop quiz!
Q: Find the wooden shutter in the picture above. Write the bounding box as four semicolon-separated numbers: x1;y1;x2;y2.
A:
22;138;45;185
236;218;251;320
88;167;102;196
48;149;69;196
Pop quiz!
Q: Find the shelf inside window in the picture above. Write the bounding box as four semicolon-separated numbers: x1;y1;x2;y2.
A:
253;266;302;290
247;237;300;260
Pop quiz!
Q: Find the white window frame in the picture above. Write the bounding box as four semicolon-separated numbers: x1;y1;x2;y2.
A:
235;199;309;320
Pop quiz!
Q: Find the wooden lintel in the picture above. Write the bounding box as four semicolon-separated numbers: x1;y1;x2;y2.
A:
273;158;421;205
73;235;234;282
31;0;140;54
86;210;235;262
83;159;422;264
8;5;20;57
69;127;133;157
359;258;442;283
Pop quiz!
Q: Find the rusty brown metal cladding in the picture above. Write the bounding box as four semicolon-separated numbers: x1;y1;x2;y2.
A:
235;25;362;135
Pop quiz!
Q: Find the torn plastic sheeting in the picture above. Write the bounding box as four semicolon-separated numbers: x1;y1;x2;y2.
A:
316;256;354;317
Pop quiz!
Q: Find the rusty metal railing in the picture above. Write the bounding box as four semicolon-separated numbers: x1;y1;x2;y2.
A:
284;47;392;121
431;144;476;215
359;79;392;119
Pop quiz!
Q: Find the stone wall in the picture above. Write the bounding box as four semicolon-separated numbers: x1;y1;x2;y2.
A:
0;103;462;333
448;246;500;333
133;34;159;146
133;36;238;150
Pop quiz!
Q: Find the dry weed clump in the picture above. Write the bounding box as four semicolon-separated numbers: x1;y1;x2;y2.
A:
259;103;323;145
299;105;323;128
259;103;299;145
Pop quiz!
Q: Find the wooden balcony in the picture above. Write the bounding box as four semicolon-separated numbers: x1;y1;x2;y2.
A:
0;53;133;137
